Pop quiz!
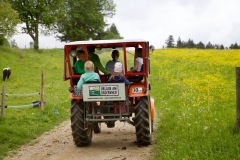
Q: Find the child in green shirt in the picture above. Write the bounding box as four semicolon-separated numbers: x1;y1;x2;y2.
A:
73;50;85;74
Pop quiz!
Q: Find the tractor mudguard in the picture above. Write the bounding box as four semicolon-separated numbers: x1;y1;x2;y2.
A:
128;84;148;97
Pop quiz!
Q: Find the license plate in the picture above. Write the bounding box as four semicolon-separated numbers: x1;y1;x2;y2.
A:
132;87;142;93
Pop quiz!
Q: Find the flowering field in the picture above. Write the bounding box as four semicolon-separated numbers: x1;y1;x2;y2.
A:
150;49;240;159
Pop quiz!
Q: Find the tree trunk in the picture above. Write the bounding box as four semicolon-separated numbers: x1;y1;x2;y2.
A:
34;34;39;50
33;15;39;50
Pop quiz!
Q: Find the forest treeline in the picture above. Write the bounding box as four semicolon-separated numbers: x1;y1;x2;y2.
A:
165;35;239;49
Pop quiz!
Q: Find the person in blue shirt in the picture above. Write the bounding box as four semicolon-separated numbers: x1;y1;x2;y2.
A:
105;50;122;74
107;62;129;116
77;60;101;90
107;62;130;86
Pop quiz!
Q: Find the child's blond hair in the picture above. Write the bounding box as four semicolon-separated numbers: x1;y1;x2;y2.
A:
84;60;95;72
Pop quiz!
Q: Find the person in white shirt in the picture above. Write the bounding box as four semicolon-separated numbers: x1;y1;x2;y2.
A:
129;48;143;72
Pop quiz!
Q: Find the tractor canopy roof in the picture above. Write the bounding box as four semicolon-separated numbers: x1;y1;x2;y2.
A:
65;39;149;46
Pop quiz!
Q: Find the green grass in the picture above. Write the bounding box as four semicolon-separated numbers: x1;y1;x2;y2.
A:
149;49;240;160
0;47;70;159
0;47;133;159
1;47;240;160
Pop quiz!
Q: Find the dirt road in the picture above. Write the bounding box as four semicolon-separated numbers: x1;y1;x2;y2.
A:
4;120;155;160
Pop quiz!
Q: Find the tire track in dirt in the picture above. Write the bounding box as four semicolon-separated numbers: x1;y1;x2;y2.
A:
4;120;155;160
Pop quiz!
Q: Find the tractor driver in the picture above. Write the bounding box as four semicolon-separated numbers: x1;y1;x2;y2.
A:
87;46;109;75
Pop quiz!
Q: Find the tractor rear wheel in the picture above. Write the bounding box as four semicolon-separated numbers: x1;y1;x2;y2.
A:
134;96;152;145
70;100;92;146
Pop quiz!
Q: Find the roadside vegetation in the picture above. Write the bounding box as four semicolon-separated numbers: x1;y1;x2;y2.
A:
0;47;69;159
150;49;240;159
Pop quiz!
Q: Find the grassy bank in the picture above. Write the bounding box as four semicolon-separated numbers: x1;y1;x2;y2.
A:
150;49;240;159
0;47;70;159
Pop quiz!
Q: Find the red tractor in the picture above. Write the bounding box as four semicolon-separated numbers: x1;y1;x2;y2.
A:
63;39;155;146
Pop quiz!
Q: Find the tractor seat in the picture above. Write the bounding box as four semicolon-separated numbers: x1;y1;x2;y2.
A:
128;65;143;82
128;75;143;82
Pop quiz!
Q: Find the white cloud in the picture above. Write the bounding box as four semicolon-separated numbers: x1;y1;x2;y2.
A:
108;0;240;48
12;0;240;49
11;34;65;49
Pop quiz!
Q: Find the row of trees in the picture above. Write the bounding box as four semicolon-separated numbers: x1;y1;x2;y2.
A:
0;0;122;49
0;1;20;45
165;35;240;49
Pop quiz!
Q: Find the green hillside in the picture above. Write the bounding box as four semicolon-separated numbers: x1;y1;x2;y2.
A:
0;47;70;159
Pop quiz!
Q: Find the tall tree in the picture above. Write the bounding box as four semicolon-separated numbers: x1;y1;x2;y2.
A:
229;43;239;49
214;44;220;49
206;42;214;49
232;43;239;49
186;39;195;48
101;23;123;40
57;0;116;42
165;35;175;48
219;44;225;50
176;37;183;48
9;0;64;49
109;23;119;35
0;1;20;45
196;41;205;49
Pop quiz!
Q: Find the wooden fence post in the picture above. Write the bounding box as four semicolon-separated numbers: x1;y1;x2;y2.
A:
236;67;240;128
40;70;44;111
1;85;5;117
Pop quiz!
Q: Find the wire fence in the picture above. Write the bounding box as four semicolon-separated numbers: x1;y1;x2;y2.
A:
1;85;44;117
1;70;45;117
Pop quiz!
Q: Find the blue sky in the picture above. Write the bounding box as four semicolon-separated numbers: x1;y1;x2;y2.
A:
12;0;240;49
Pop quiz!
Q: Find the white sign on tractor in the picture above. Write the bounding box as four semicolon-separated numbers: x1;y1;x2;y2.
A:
82;83;126;102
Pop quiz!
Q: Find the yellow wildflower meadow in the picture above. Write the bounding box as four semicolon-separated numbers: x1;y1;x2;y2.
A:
150;48;240;159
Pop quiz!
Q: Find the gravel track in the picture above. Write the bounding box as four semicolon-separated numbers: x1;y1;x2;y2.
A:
4;120;156;160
